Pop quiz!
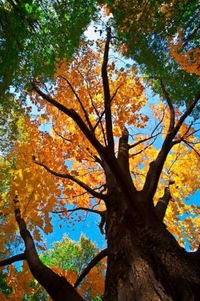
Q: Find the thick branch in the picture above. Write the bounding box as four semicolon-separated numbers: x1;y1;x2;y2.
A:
0;253;26;267
33;158;107;200
13;197;83;301
101;27;114;153
32;82;105;157
118;127;129;171
74;248;108;288
154;180;175;221
143;90;200;200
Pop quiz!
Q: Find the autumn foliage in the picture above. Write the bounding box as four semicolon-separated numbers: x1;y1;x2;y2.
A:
1;24;200;300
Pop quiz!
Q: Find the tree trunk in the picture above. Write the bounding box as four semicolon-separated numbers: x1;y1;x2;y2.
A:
103;201;200;301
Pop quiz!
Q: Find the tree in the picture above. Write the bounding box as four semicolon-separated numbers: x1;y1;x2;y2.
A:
40;235;105;300
100;0;200;108
0;235;104;300
0;27;200;300
0;0;97;102
0;96;25;153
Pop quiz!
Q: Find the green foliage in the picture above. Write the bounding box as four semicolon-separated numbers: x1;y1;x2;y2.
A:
0;0;98;100
23;235;103;300
100;0;200;106
0;271;12;297
0;95;26;153
41;234;98;271
23;282;49;301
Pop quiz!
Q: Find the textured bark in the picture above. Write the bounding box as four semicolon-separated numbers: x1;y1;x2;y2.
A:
13;197;84;301
103;194;200;301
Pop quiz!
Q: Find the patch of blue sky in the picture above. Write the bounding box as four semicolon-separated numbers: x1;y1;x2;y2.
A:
47;209;106;250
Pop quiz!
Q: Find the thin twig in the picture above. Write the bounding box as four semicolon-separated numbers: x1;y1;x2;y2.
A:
52;207;103;215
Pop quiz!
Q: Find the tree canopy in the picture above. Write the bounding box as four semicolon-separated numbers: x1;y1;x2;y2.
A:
0;0;97;101
101;0;200;107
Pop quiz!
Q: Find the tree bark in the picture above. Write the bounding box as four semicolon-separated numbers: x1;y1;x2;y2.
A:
13;197;84;301
103;196;200;301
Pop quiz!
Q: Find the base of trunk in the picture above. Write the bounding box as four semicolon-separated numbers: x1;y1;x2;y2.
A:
104;211;200;301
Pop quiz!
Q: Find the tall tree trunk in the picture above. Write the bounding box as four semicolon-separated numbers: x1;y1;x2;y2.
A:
103;202;200;301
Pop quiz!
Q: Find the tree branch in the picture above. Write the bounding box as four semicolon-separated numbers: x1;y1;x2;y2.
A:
74;248;108;288
101;27;114;153
175;90;200;132
76;69;107;145
159;78;175;132
52;125;72;142
32;81;105;157
154;179;175;221
0;253;26;267
110;84;122;102
130;135;159;157
93;109;105;129
129;117;163;149
33;158;107;200
118;127;130;171
183;140;200;157
143;90;200;200
60;76;93;131
52;207;104;215
129;132;160;150
13;196;83;301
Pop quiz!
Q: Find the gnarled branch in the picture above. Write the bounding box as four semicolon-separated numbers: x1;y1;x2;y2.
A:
13;196;83;301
